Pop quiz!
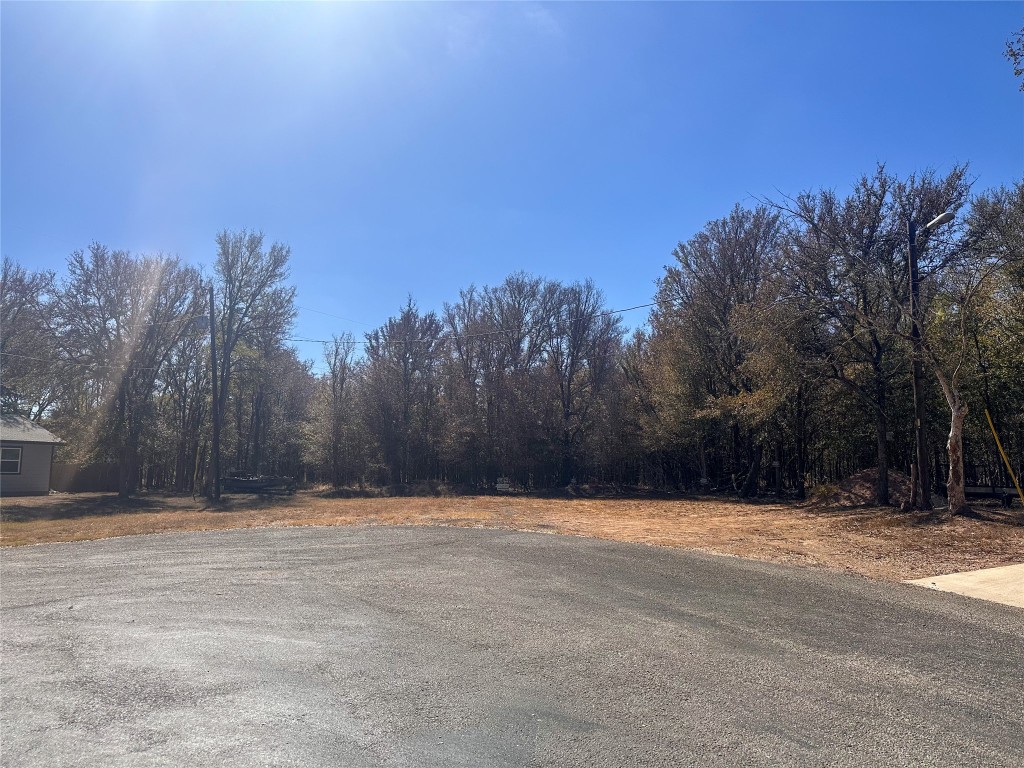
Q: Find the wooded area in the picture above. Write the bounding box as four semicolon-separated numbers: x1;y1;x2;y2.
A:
2;166;1021;513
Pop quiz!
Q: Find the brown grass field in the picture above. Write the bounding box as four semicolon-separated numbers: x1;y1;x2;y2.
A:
2;485;1021;581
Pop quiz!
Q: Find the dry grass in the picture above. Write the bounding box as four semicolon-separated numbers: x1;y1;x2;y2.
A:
2;489;1021;582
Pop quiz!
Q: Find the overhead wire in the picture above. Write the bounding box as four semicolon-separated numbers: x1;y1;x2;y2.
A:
295;306;373;326
0;351;163;372
283;300;663;348
0;297;679;372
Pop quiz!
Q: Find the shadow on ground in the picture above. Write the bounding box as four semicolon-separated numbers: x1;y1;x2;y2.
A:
1;494;182;523
0;492;303;523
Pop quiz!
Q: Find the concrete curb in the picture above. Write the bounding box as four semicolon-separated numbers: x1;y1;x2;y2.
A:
906;563;1024;609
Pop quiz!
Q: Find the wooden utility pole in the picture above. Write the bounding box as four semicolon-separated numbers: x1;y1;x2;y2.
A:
209;283;221;500
907;220;931;510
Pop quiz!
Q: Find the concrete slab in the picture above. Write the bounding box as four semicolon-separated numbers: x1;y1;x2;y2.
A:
907;563;1024;609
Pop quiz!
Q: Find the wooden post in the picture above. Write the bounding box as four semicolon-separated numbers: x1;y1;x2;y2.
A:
908;220;931;510
209;284;221;501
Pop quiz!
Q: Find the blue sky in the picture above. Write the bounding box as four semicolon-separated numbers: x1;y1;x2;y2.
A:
2;1;1022;369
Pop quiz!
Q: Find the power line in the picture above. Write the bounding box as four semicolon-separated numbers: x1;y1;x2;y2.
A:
1;299;670;371
295;306;373;326
0;351;162;372
287;300;662;348
126;313;209;328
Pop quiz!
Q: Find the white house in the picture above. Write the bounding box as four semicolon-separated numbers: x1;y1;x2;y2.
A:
0;414;62;496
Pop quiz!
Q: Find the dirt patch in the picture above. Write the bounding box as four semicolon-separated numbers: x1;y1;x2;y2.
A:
1;490;1021;582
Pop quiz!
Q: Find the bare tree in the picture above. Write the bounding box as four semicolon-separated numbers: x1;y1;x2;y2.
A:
484;274;557;485
544;280;622;485
323;333;357;485
363;299;443;484
156;317;211;492
909;181;1019;515
0;259;59;419
212;230;296;487
52;245;203;496
1007;26;1024;91
652;204;782;496
778;169;909;505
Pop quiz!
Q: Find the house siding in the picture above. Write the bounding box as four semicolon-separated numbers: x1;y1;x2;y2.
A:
0;441;54;496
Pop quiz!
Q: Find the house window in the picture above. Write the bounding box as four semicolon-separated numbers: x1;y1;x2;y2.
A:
1;447;22;474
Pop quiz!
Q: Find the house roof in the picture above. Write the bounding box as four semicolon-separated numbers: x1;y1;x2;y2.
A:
0;414;62;444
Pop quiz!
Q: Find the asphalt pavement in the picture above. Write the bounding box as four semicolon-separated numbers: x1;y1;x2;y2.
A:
2;526;1022;767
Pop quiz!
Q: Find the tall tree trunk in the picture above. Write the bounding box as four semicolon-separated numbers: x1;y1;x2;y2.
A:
740;442;762;498
118;442;133;498
946;403;970;516
116;388;134;498
560;427;574;486
331;418;342;487
795;384;807;500
251;388;265;474
235;394;244;470
875;412;890;506
874;383;890;506
935;368;971;518
774;439;783;496
907;463;919;514
119;428;140;498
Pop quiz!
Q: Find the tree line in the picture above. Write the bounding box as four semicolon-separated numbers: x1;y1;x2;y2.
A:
2;165;1021;513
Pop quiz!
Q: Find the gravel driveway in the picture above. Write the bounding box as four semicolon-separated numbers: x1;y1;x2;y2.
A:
2;526;1022;766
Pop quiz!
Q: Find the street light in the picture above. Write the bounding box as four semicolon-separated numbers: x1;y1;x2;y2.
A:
926;211;955;230
907;210;954;510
